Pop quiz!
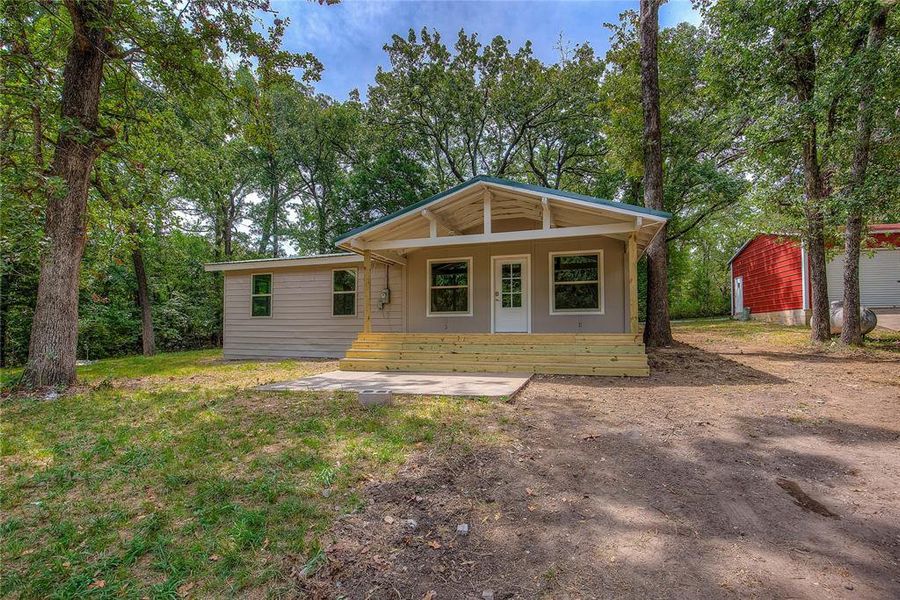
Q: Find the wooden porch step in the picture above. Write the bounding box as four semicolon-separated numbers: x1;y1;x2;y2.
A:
347;342;646;354
339;358;649;377
357;333;643;343
344;350;648;365
341;332;649;377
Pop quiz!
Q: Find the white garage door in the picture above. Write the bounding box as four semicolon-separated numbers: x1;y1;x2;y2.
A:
827;249;900;308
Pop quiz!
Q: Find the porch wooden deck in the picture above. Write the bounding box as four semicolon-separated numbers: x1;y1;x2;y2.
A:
339;332;649;376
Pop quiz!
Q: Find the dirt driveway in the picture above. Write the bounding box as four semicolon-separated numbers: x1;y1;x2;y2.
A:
299;323;900;599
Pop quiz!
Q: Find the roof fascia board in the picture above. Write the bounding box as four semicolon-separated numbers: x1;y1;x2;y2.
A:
726;232;804;266
726;235;759;267
335;178;483;243
483;180;669;223
205;254;363;272
355;221;640;252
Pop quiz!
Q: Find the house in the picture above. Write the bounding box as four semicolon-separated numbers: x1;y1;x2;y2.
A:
727;225;900;325
204;176;671;376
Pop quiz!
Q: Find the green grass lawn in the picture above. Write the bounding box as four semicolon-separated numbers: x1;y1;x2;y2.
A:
2;322;894;598
0;351;501;599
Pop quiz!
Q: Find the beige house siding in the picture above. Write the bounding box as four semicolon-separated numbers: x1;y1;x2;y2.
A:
405;235;629;334
223;261;403;359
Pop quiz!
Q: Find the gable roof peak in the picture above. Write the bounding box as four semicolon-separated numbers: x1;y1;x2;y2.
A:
336;175;671;244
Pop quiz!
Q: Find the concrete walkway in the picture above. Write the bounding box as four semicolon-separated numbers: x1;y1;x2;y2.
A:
874;309;900;331
257;370;531;398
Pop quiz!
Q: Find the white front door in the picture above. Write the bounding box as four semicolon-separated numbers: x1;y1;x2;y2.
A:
734;276;744;314
493;257;529;332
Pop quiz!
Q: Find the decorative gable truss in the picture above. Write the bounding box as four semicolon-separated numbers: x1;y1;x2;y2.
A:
337;177;668;263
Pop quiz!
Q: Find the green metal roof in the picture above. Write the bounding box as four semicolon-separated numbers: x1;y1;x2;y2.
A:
335;175;672;243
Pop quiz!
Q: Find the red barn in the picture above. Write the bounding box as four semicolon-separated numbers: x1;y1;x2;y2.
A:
728;225;900;325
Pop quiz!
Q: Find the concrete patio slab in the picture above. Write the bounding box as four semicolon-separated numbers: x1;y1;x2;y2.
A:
256;370;531;398
874;309;900;332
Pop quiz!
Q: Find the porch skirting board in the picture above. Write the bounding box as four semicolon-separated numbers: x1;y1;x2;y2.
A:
339;332;649;377
750;309;809;326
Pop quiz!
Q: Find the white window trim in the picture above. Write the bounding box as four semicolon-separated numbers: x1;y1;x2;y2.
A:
800;243;809;311
250;272;273;318
548;250;605;315
426;257;473;317
332;267;358;318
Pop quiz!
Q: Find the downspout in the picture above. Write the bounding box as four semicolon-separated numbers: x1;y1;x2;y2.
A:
800;243;809;311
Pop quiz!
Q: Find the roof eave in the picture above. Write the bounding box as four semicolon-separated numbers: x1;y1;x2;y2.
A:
336;175;671;246
204;253;362;272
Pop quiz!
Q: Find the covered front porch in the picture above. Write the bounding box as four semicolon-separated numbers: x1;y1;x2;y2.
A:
338;176;669;376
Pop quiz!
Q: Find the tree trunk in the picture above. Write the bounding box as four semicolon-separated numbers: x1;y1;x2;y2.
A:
317;213;328;254
314;192;329;254
841;5;889;346
21;0;112;388
258;173;276;255
213;201;224;261
792;3;830;343
131;229;155;356
223;193;236;260
805;206;830;342
259;177;280;257
271;187;280;258
223;214;233;259
841;211;862;343
639;0;672;347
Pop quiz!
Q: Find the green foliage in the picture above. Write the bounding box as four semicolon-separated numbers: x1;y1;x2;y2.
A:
603;14;751;239
0;351;499;597
78;291;141;362
701;0;899;229
369;28;610;191
1;0;315;367
4;2;894;366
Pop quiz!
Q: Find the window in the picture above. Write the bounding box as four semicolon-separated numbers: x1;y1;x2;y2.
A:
550;251;603;314
428;258;472;315
332;269;357;316
251;274;272;317
500;262;523;308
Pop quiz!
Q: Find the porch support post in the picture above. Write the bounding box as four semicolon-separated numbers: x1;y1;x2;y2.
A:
542;197;553;229
627;232;639;334
422;208;459;236
363;250;372;333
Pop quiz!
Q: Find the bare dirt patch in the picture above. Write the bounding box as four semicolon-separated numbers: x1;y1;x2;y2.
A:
298;327;900;599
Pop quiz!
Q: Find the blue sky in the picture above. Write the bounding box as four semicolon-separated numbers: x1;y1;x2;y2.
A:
265;0;701;99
